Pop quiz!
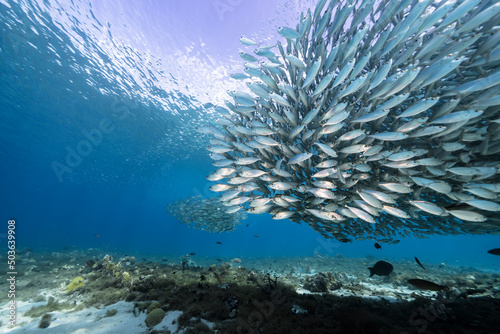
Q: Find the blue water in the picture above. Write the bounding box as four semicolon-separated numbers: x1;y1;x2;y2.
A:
1;0;499;272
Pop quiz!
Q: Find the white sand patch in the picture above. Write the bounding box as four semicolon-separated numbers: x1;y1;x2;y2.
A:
297;281;437;302
0;300;185;333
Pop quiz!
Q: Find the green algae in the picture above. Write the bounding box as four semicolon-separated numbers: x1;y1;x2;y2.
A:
147;301;161;314
145;308;165;327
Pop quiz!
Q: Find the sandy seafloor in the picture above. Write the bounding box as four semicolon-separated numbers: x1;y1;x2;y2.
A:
1;248;499;333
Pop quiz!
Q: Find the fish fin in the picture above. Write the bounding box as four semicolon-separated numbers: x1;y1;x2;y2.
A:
368;267;374;277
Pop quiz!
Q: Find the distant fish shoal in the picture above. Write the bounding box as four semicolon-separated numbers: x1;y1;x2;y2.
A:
200;0;500;242
166;196;247;233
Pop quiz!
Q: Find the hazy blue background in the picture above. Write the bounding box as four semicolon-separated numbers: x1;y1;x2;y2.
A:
1;0;498;271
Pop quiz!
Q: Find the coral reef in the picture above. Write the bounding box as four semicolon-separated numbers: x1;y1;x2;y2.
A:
3;249;500;333
303;272;342;292
145;308;165;327
147;301;161;314
38;313;52;329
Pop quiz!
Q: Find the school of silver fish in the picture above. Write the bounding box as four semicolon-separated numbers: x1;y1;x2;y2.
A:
198;0;500;242
167;196;247;233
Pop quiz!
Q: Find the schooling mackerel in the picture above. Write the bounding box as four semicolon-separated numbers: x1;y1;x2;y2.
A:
200;0;500;243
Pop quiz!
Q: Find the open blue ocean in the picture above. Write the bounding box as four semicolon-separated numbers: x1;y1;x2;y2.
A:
1;0;499;333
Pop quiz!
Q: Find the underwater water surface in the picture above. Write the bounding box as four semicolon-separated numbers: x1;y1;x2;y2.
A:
1;0;500;333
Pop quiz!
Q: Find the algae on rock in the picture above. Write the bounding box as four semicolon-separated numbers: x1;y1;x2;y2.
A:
145;308;165;327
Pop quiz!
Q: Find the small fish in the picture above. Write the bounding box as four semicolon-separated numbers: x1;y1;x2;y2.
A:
239;52;258;62
217;259;222;262
368;260;393;277
230;73;250;80
253;234;259;238
487;248;500;256
302;58;322;89
288;152;313;164
216;242;223;245
370;132;408;141
374;243;381;249
188;252;196;256
93;234;100;238
278;26;301;39
382;205;411;218
415;257;426;270
240;36;257;45
448;210;487;222
408;279;447;291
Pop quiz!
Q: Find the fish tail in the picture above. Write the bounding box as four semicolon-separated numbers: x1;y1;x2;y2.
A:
368;267;374;277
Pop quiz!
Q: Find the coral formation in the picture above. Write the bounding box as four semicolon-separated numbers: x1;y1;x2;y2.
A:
7;249;500;333
38;313;52;329
147;301;161;314
303;272;342;292
145;308;165;327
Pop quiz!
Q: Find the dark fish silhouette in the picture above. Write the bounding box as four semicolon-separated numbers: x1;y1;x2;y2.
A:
368;260;393;277
188;252;196;256
216;259;222;262
253;234;259;238
93;234;100;238
408;279;447;291
487;248;500;255
374;243;381;249
216;241;222;244
415;257;426;270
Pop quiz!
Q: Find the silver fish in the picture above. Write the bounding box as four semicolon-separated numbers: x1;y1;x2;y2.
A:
200;0;500;243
